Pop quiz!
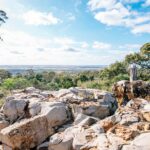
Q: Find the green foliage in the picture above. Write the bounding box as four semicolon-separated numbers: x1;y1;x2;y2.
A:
124;53;144;64
0;88;11;107
0;10;8;24
0;69;12;81
111;74;129;83
0;43;149;92
137;69;150;81
2;78;31;90
77;80;113;91
59;76;75;88
124;43;150;69
140;43;150;57
99;61;126;80
47;82;59;90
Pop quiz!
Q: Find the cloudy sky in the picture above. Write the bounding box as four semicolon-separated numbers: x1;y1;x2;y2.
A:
0;0;150;65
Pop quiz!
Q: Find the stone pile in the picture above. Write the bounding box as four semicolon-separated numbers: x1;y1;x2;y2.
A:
0;87;116;150
0;83;149;150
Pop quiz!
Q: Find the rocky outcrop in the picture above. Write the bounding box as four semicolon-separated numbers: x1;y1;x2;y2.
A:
112;80;150;107
0;101;69;149
0;87;117;149
0;84;149;150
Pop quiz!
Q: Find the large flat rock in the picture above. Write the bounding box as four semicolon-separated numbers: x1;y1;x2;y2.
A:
0;102;68;149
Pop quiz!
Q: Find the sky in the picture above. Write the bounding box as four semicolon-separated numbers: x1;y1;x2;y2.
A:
0;0;150;65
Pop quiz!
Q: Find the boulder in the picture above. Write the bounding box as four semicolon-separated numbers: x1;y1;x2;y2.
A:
122;133;150;150
74;113;98;126
106;133;126;150
0;115;54;149
110;124;139;140
99;116;116;132
0;113;9;131
2;99;27;122
122;145;149;150
37;142;49;150
28;102;41;117
112;80;150;107
0;102;68;149
71;102;110;119
81;132;126;150
131;133;150;148
54;126;88;150
70;88;95;100
25;87;39;93
88;123;104;135
41;102;69;127
49;133;73;150
120;112;140;125
142;111;150;122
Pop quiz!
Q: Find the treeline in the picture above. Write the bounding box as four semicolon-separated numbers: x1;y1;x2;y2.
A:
0;43;149;93
0;69;98;90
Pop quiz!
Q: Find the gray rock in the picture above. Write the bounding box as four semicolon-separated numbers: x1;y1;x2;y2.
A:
2;99;27;122
0;113;9;131
71;103;110;119
0;102;68;149
25;87;40;93
37;142;49;150
49;133;73;150
120;113;140;125
28;102;41;117
131;133;150;148
0;115;54;149
74;113;98;126
122;145;149;150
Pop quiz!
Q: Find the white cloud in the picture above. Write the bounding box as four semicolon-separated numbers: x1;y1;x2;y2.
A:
119;44;141;51
88;0;116;11
53;37;75;46
95;4;130;26
81;42;89;48
0;29;90;65
88;0;150;34
0;28;133;65
93;41;111;49
124;14;150;27
121;0;140;3
143;0;150;6
131;24;150;34
22;10;61;26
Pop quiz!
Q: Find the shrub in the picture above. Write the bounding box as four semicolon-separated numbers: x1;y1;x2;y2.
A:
2;78;31;90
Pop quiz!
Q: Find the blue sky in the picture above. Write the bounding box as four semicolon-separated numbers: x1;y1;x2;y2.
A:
0;0;150;65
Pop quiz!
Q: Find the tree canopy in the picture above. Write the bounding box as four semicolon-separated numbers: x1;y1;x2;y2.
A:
0;10;8;40
0;10;8;25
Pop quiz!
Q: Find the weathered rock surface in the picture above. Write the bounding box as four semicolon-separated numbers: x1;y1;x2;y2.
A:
2;99;27;123
0;113;9;131
0;84;149;150
0;115;53;149
113;80;150;107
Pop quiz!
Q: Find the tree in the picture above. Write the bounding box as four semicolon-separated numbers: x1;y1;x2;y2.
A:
2;78;31;90
99;61;127;80
0;10;8;24
0;10;8;40
0;69;12;81
140;43;150;69
140;43;150;57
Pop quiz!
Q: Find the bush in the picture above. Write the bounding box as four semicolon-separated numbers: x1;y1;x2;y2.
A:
2;78;31;90
0;69;12;80
112;74;129;83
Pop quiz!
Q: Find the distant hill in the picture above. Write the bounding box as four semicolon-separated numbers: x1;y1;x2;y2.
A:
0;65;106;74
